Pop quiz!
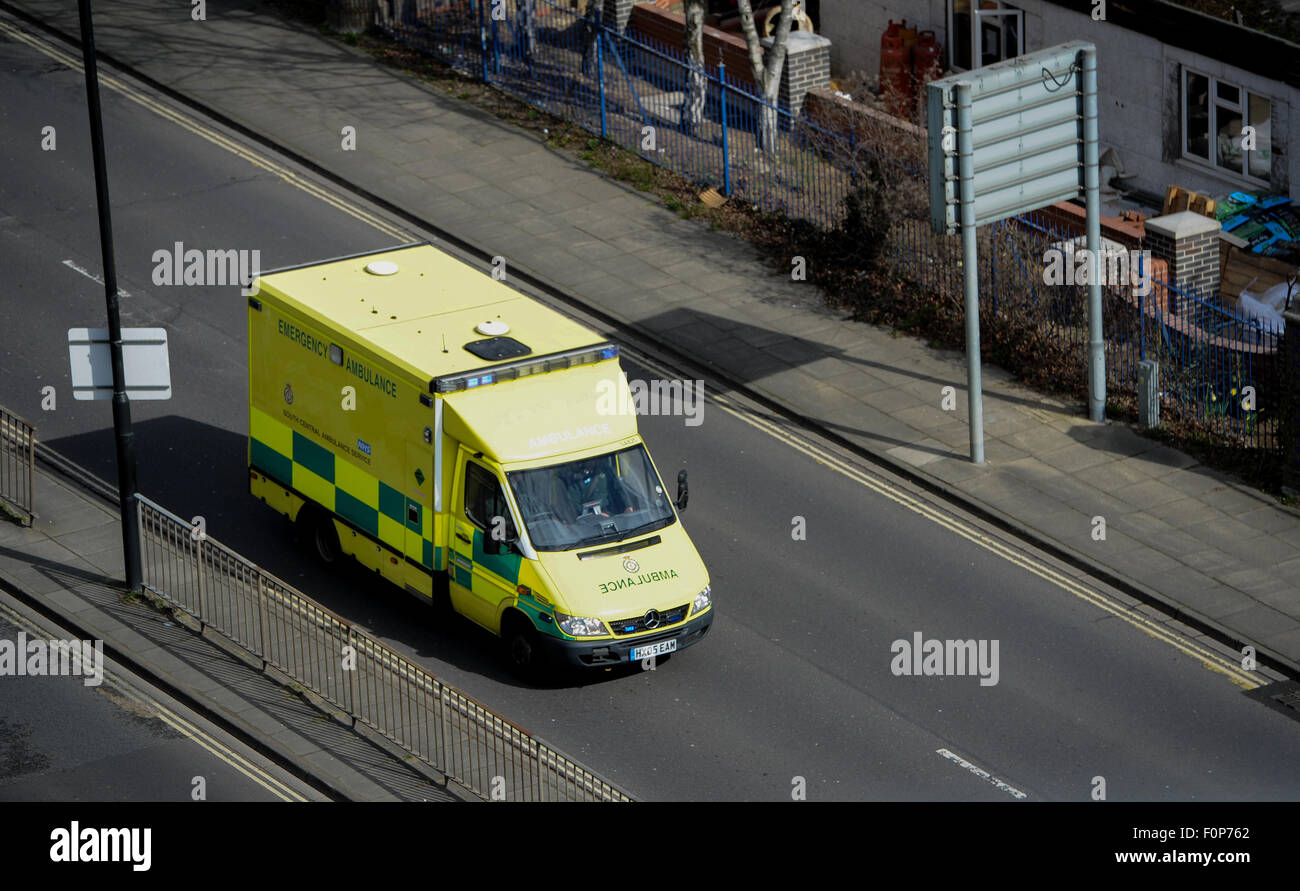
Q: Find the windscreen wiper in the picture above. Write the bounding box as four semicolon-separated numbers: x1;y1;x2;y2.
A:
565;528;626;550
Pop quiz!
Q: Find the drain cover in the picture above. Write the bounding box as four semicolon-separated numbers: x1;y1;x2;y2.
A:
1245;680;1300;723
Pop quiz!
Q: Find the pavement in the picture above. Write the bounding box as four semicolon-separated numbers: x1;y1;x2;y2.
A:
0;459;461;802
3;0;1299;690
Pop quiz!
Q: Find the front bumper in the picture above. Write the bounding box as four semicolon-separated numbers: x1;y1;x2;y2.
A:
538;609;713;668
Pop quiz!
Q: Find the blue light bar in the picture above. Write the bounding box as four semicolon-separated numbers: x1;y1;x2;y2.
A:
432;342;619;394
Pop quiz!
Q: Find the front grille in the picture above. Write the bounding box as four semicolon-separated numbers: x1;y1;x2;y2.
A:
610;604;689;636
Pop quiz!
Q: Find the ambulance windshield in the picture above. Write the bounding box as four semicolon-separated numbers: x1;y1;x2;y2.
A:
506;445;676;551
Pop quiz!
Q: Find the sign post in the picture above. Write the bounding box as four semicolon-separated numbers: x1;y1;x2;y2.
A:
928;42;1101;461
956;82;984;463
1081;46;1104;423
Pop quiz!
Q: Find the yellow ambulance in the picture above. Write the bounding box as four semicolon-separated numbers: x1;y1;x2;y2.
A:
247;243;712;676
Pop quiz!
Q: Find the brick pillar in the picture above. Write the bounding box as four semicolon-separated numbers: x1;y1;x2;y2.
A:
1282;309;1300;496
1144;211;1222;300
762;30;831;117
602;0;635;33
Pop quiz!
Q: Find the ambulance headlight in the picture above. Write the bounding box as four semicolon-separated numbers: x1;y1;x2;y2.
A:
689;584;712;616
556;613;609;637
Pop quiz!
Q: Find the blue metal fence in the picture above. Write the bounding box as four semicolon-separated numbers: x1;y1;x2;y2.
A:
380;0;853;226
378;0;1287;458
983;212;1284;453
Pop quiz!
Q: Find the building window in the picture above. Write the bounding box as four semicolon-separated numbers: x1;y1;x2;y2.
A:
949;0;1023;71
1182;67;1272;183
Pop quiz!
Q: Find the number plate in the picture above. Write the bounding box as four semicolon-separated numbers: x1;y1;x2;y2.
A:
630;639;676;661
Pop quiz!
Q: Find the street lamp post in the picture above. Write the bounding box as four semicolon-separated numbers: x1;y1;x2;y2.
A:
77;0;142;592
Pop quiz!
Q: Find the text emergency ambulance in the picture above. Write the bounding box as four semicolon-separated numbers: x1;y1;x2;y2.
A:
247;244;712;676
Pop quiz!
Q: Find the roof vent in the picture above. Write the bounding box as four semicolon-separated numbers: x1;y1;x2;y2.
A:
365;261;399;276
463;336;531;361
475;319;510;336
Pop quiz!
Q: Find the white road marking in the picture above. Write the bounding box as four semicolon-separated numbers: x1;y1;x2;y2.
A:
937;747;1028;800
62;259;130;297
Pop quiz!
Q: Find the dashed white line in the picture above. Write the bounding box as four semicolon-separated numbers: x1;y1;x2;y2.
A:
62;259;130;297
936;748;1029;800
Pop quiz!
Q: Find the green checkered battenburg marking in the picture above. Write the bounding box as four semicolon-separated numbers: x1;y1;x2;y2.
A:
250;407;437;571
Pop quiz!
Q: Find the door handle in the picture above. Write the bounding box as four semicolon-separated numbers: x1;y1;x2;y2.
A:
456;533;471;544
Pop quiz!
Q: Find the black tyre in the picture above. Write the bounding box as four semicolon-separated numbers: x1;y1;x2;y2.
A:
297;507;340;565
502;614;546;682
431;578;454;621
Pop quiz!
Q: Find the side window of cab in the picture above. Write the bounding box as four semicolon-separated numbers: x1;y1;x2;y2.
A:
465;461;515;538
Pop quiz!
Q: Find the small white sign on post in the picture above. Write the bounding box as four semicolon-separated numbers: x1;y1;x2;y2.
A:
68;328;172;401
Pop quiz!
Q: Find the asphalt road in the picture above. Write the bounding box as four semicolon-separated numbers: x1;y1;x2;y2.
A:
0;597;322;801
2;28;1299;801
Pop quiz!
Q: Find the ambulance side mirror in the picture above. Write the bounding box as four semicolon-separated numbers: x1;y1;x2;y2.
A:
675;469;688;511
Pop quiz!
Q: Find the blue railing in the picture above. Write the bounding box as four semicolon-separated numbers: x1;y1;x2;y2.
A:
378;0;1287;457
380;0;856;227
984;213;1284;451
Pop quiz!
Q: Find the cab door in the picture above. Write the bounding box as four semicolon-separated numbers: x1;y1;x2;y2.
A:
449;447;524;632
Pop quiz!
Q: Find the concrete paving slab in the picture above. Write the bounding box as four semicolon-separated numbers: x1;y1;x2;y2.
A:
886;441;949;468
1033;442;1113;474
1236;507;1300;535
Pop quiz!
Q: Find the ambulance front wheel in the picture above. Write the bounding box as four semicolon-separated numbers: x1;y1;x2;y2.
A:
297;506;340;565
503;613;546;681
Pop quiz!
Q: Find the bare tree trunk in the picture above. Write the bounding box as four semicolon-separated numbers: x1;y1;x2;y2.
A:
735;0;795;154
379;0;408;30
520;0;537;69
683;0;707;134
580;1;600;77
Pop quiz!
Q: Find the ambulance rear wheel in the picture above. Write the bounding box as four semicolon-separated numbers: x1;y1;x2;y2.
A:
298;507;340;565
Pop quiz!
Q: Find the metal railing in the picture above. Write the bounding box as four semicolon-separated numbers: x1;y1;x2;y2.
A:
0;405;35;525
984;213;1286;456
134;492;631;802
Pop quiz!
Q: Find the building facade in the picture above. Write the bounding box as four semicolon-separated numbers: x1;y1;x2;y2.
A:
818;0;1298;206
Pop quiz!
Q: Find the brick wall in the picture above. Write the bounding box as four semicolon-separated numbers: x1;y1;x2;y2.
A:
627;1;831;109
628;3;758;90
1034;201;1146;252
803;88;925;139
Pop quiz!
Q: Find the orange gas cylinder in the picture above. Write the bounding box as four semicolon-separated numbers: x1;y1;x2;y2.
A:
880;18;904;50
879;34;913;119
913;30;942;88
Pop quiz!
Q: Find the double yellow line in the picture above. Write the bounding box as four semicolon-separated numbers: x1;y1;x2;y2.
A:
0;16;408;241
627;349;1265;691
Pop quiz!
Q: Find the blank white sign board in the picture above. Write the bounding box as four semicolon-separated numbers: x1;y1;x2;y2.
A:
68;327;172;401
